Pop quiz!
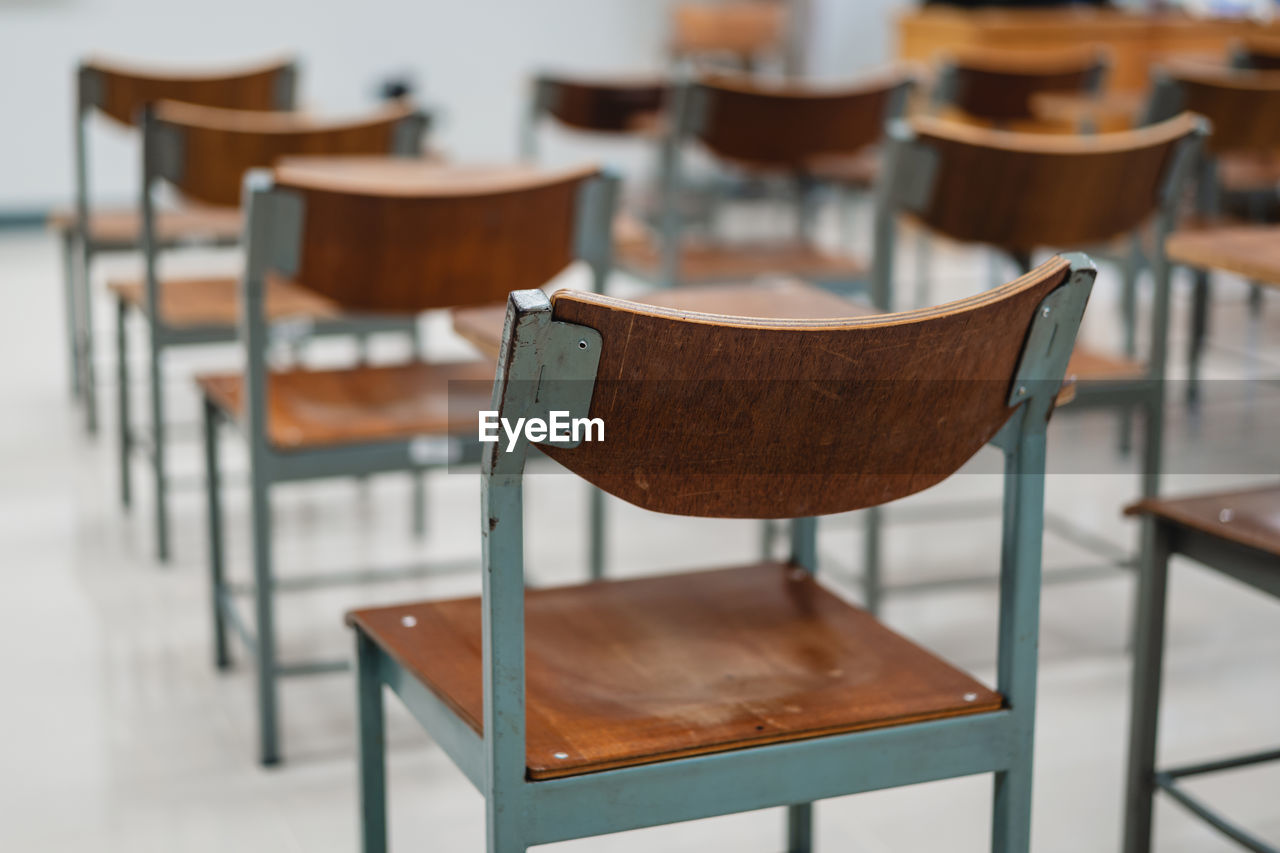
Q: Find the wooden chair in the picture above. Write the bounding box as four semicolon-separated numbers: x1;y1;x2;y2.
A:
1122;484;1280;853
934;44;1109;129
1147;61;1280;403
59;55;298;434
198;159;617;765
631;69;912;290
115;99;427;562
859;113;1205;614
348;253;1096;853
670;1;789;72
1234;32;1280;70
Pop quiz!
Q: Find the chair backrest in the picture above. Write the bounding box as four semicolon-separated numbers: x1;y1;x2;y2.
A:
936;45;1107;124
1151;60;1280;156
532;73;669;136
79;55;296;126
883;112;1203;254
670;1;787;67
145;100;427;207
252;161;616;314
1234;34;1280;71
678;69;914;170
524;255;1092;518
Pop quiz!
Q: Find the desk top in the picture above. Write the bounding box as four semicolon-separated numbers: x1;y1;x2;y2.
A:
451;279;873;361
272;156;597;196
1166;225;1280;287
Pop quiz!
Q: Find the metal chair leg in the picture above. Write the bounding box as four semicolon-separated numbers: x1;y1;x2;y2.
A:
411;471;427;539
357;632;388;853
204;398;230;670
992;752;1034;853
1186;271;1210;406
588;486;606;580
116;299;132;509
148;337;170;562
787;802;813;853
62;230;82;399
862;505;883;616
81;240;99;435
250;465;281;765
1122;523;1172;853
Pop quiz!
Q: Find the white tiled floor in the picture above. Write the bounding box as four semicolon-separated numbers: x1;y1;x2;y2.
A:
1;221;1277;852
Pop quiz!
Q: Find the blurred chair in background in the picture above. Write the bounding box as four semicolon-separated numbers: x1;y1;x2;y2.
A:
1122;483;1280;853
521;72;669;259
633;69;913;291
199;158;617;765
669;1;790;73
116;99;428;562
56;55;298;434
349;253;1096;853
1233;32;1280;70
858;113;1205;614
1146;60;1280;403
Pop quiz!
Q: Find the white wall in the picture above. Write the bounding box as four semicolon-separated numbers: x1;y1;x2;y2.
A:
0;0;670;210
0;0;902;212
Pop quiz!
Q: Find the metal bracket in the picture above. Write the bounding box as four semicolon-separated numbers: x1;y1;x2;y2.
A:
881;120;939;215
244;171;304;280
1008;252;1097;411
151;120;187;186
573;170;621;281
531;319;602;449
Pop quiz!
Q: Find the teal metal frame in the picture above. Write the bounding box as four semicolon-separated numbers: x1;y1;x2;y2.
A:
67;61;298;435
120;104;428;563
207;167;619;766
353;254;1096;852
857;116;1206;615
1123;512;1280;853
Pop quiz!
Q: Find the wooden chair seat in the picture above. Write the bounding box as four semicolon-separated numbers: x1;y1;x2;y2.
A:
197;360;494;449
1065;345;1146;382
618;238;866;285
1166;224;1280;288
1126;484;1280;558
108;275;340;329
47;204;242;247
1219;152;1280;193
347;562;1002;781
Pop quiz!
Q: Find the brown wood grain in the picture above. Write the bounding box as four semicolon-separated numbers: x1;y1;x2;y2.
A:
1164;60;1280;155
618;238;866;285
692;70;909;170
1126;484;1280;558
84;55;293;127
670;2;786;60
529;256;1074;519
197;360;494;449
46;204;242;245
154;100;419;207
347;562;1002;780
106;275;338;329
907;112;1199;252
451;279;874;361
946;44;1106;123
1166;224;1280;288
271;162;601;314
1240;33;1280;70
537;73;668;135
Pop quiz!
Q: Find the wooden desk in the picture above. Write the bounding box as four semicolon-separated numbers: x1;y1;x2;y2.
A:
1166;224;1280;287
451;279;872;360
898;9;1280;94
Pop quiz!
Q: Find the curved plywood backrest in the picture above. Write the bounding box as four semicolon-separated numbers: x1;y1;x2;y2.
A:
538;256;1078;519
1237;34;1280;70
691;70;910;168
271;161;601;314
1165;61;1280;154
537;74;668;134
904;113;1200;252
670;2;786;60
82;55;295;127
943;45;1105;123
151;100;422;207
